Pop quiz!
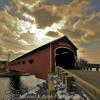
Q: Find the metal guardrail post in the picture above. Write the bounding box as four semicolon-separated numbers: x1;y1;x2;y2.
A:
58;68;60;77
83;67;85;70
59;70;63;80
56;66;60;77
81;67;82;70
86;67;88;71
55;66;58;74
65;75;73;92
62;72;68;84
62;73;68;84
96;67;99;71
90;67;92;71
80;66;100;72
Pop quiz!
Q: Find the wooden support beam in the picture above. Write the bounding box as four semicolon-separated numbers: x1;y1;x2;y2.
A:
47;73;56;100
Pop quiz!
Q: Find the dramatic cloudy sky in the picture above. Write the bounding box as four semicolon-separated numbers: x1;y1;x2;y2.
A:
0;0;100;63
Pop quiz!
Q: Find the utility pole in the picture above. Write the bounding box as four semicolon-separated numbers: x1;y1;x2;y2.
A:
7;53;11;72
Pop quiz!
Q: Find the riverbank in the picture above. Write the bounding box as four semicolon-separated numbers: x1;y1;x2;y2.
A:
0;74;38;100
0;71;31;77
19;74;90;100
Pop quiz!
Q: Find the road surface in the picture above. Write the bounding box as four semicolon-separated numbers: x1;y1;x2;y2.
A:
68;70;100;89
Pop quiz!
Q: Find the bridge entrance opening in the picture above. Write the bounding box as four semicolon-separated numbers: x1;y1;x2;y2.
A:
55;47;75;69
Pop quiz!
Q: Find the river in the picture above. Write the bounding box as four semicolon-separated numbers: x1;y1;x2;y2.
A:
0;75;38;100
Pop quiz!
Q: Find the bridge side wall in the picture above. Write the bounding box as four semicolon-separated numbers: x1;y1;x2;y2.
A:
11;47;51;79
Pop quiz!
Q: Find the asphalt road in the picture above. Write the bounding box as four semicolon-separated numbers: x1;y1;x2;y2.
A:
68;70;100;89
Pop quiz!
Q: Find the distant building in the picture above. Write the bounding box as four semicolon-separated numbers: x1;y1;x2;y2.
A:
10;36;78;79
0;61;8;72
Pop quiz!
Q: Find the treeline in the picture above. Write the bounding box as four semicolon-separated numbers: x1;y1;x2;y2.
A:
78;58;100;68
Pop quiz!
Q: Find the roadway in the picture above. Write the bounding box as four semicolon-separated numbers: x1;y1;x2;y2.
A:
68;70;100;89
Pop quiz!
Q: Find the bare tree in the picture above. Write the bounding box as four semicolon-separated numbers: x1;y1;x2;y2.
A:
79;58;88;67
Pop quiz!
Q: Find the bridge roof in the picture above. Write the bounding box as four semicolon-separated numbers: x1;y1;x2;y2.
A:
11;35;77;62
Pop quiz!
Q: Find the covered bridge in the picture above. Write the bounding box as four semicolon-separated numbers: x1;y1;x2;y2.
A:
10;36;78;79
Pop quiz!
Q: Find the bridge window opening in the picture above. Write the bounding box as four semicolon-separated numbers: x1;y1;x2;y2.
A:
55;47;75;69
28;59;33;64
18;62;20;64
22;61;25;64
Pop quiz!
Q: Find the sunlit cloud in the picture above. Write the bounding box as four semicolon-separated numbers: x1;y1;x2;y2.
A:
18;39;31;46
17;19;38;34
22;13;36;22
0;0;100;63
19;0;42;11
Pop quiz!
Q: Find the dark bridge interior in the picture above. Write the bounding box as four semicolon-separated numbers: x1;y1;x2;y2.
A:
56;48;75;69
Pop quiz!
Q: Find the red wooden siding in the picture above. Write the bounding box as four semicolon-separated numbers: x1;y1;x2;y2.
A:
11;47;51;79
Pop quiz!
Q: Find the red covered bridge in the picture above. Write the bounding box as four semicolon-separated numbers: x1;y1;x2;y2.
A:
10;36;78;80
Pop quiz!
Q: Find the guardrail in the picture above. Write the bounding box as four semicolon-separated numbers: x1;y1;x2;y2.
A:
77;65;100;71
55;66;100;100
